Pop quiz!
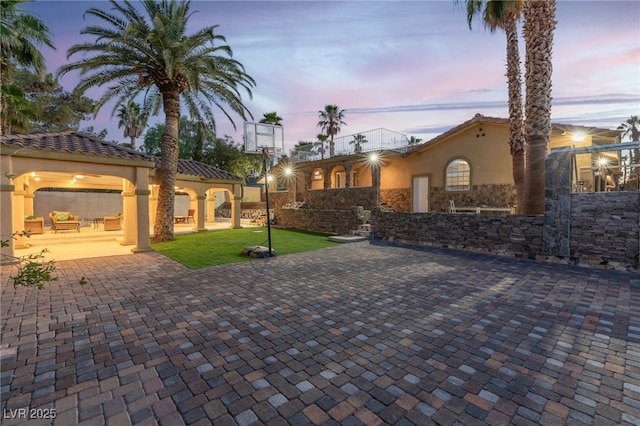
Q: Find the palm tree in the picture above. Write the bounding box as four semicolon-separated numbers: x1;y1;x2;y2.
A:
314;133;328;160
0;0;55;134
317;104;346;157
259;111;283;126
618;115;640;142
522;0;556;214
58;0;255;241
0;83;36;133
350;134;368;153
618;115;640;189
407;136;423;146
117;100;147;150
0;0;55;74
463;0;526;210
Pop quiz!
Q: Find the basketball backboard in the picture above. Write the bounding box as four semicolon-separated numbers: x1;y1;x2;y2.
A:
244;122;284;155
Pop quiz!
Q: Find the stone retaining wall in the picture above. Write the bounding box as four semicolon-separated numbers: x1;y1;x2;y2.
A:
305;187;377;210
275;207;362;235
371;207;544;258
569;192;640;269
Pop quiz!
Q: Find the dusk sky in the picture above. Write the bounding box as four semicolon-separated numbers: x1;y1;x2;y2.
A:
25;0;640;151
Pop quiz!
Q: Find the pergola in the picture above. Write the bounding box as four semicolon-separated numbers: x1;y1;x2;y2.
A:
0;132;243;261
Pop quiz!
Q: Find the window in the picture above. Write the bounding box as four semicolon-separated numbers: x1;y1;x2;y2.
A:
446;159;470;191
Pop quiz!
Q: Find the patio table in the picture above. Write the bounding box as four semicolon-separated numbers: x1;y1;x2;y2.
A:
54;221;80;233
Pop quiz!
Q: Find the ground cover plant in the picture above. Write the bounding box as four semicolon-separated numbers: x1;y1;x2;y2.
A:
152;227;340;269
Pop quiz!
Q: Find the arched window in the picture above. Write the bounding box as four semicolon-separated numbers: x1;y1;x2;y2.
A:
446;159;470;191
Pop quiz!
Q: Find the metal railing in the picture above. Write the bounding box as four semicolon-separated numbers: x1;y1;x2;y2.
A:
552;141;640;193
289;128;409;162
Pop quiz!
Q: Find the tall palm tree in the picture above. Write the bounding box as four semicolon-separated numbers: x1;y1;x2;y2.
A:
314;133;328;160
58;0;255;241
317;104;346;157
350;133;368;153
0;0;55;74
522;0;556;214
117;100;147;150
463;0;526;210
0;0;55;134
259;111;283;126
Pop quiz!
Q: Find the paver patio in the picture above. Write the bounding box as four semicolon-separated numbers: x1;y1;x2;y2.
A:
1;241;639;425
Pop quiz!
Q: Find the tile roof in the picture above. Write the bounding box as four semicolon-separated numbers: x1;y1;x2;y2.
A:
406;114;620;155
0;131;153;161
2;131;242;182
155;158;243;181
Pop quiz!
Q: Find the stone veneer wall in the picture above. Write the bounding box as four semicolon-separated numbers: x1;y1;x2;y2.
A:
378;185;516;213
215;201;266;221
380;188;411;212
305;187;377;210
431;184;517;213
275;207;361;235
371;207;544;258
569;193;640;269
544;150;639;270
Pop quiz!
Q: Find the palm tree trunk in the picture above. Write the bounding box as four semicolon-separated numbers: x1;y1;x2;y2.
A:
522;0;556;215
330;135;335;157
504;15;526;210
153;90;181;242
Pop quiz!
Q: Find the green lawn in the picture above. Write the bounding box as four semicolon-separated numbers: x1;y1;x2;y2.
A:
151;227;340;269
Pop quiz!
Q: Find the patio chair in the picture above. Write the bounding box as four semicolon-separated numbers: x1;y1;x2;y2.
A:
186;209;195;223
104;216;122;231
49;211;80;233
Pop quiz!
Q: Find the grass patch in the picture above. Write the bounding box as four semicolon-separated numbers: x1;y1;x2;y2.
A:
152;227;340;269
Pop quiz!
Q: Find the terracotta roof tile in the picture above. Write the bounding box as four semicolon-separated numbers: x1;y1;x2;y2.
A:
2;132;241;181
154;158;242;181
0;131;153;161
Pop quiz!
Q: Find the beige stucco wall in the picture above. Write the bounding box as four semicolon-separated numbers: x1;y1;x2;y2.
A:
382;122;513;191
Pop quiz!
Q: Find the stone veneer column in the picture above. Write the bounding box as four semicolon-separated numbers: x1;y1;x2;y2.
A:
543;151;572;257
323;166;332;189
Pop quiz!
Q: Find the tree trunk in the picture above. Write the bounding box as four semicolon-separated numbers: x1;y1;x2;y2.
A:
504;14;526;211
329;135;335;157
522;0;556;214
152;90;181;242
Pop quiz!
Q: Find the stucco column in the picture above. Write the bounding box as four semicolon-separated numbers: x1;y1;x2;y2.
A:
0;155;15;262
231;184;242;229
196;195;206;231
121;181;136;246
149;185;158;226
133;168;151;253
24;187;35;217
206;190;216;224
12;176;28;249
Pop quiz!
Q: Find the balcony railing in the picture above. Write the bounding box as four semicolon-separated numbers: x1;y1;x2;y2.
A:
290;128;409;162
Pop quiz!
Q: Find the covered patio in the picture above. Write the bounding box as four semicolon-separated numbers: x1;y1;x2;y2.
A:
15;218;258;261
0;132;244;261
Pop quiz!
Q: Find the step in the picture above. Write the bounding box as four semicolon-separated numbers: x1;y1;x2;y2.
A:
328;235;367;243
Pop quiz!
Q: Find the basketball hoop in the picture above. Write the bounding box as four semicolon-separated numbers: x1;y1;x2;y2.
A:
244;122;285;156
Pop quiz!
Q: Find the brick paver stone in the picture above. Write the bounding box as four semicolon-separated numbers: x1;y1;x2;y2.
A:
1;242;638;425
